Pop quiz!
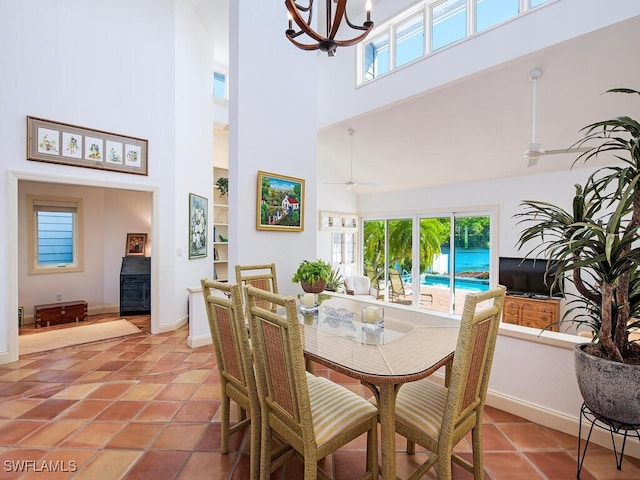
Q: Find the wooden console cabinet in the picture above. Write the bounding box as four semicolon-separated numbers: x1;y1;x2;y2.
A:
34;300;88;328
502;295;560;331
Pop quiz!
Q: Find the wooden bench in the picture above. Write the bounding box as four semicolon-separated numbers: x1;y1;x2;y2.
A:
34;300;87;328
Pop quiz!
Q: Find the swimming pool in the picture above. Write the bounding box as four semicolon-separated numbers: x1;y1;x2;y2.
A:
403;273;489;292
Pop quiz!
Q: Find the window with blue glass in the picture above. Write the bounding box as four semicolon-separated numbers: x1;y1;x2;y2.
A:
476;0;519;32
29;196;83;273
37;211;74;264
213;72;226;99
395;14;425;68
364;33;390;82
432;0;467;51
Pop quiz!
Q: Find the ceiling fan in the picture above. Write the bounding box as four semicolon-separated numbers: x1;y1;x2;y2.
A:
522;69;590;167
324;128;378;188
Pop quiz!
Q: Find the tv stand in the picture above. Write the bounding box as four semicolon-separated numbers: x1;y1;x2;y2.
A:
503;294;560;331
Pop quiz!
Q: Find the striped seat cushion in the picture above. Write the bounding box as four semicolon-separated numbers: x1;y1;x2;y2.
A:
307;375;377;447
391;379;447;439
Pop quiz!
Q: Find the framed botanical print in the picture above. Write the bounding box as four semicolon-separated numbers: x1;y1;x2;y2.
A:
189;193;208;259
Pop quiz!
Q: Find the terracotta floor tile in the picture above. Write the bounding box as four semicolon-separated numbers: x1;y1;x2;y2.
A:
526;451;597;480
120;383;165;401
19;448;97;480
8;317;638;480
178;451;235;480
498;422;563;450
51;383;102;400
106;423;165;450
73;449;142;480
61;422;122;450
18;420;84;447
124;450;190;480
173;401;220;422
0;448;51;476
156;384;197;401
135;401;183;422
0;399;45;419
0;420;48;445
94;400;145;421
55;400;113;420
151;424;207;450
86;382;135;399
172;370;210;384
483;451;545;479
18;399;77;420
578;449;640;479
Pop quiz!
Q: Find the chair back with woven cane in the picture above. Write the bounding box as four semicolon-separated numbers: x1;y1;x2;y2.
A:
235;263;279;312
392;285;506;480
245;285;379;480
201;279;293;480
201;279;259;476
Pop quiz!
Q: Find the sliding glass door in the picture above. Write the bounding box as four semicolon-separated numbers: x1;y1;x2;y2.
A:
363;211;492;314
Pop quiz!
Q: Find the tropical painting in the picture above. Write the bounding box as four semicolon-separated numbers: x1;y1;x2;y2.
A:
256;171;304;232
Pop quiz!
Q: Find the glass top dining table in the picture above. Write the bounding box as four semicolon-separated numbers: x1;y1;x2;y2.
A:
298;293;460;479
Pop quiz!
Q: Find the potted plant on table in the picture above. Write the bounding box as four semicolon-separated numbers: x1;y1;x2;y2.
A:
292;259;331;293
515;88;640;425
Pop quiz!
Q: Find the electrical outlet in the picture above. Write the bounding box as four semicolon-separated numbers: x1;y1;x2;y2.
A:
56;293;62;301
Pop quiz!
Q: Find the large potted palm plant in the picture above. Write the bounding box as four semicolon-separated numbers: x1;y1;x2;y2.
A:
516;88;640;425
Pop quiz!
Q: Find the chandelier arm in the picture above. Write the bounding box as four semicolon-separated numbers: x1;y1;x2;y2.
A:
291;0;312;13
333;29;373;47
343;4;372;31
286;36;322;51
286;0;326;43
328;0;347;39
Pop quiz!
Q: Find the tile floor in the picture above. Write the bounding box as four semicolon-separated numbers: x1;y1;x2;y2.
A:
1;315;639;479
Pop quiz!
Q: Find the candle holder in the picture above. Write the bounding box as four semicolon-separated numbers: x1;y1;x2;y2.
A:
361;305;384;332
298;293;319;314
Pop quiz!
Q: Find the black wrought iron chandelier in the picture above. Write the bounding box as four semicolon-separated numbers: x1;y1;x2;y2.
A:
285;0;374;57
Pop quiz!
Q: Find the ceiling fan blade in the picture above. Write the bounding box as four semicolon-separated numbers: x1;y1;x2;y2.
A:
527;157;539;168
544;147;591;155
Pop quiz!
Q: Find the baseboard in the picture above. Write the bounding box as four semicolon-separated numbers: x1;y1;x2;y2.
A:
188;333;212;349
89;305;119;316
430;372;640;459
154;315;188;334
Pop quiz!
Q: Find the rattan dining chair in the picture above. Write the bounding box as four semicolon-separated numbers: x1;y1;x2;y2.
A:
384;285;506;480
201;279;292;480
235;263;279;312
245;285;379;480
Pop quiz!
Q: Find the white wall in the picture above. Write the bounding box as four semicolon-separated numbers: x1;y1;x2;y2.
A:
317;0;640;128
228;3;319;296
17;182;152;321
0;0;215;363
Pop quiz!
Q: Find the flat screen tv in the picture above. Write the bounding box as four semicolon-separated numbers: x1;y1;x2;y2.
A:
498;257;563;298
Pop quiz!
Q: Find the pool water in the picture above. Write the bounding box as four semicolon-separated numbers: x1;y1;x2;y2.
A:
422;274;489;292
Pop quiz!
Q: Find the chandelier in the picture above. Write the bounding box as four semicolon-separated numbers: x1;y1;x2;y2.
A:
285;0;374;57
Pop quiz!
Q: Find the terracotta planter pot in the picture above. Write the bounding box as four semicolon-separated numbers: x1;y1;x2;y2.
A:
301;280;327;294
574;343;640;425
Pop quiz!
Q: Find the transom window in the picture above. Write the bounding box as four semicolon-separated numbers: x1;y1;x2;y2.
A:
359;0;552;84
28;195;83;274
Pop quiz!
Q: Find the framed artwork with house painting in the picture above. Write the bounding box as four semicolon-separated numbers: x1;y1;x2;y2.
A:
125;233;147;256
256;170;304;232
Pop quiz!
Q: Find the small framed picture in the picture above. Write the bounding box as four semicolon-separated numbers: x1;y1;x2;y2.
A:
18;306;24;327
125;233;147;256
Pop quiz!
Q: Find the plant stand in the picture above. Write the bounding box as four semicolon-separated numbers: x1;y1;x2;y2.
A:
577;402;640;478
